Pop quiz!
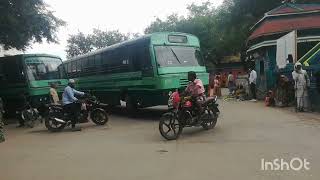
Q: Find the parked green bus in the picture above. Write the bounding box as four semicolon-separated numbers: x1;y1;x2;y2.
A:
65;32;209;111
0;54;68;115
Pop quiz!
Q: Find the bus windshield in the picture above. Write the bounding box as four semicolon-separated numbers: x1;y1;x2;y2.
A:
155;46;204;67
25;57;66;81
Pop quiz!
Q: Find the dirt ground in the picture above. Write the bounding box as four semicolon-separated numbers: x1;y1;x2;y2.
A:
1;98;320;180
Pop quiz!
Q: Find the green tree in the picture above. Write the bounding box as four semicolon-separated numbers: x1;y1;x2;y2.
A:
0;0;65;50
145;2;222;64
66;29;135;58
91;29;129;49
66;32;93;58
145;0;320;65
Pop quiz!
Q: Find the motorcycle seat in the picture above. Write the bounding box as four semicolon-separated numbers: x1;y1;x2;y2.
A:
49;104;63;109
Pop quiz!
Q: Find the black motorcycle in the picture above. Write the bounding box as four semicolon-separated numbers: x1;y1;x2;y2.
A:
17;103;42;128
159;92;220;140
45;95;109;132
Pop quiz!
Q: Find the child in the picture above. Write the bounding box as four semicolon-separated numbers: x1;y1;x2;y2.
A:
49;83;60;105
265;90;275;107
235;85;246;101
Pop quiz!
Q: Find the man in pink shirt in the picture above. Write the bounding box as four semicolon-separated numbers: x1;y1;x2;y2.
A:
185;71;205;113
186;71;205;96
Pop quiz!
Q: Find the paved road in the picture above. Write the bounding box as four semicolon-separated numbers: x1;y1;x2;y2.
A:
1;100;320;180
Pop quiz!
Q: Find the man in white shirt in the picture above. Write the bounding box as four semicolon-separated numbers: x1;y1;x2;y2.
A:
227;72;235;94
249;68;257;101
292;62;310;111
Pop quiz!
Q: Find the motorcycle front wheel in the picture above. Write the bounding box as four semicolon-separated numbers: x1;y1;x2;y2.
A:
91;109;108;125
159;112;183;140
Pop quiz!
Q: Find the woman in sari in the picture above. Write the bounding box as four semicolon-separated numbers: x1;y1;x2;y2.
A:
214;75;222;97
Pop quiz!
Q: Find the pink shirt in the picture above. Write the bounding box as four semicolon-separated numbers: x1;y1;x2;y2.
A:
186;79;205;96
214;79;220;87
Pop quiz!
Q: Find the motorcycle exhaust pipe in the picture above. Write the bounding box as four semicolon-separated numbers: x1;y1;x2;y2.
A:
54;118;66;124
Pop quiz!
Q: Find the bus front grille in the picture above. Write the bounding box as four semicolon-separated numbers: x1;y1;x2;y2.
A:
179;79;189;86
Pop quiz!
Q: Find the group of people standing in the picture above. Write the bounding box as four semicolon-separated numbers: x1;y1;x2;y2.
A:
208;70;258;101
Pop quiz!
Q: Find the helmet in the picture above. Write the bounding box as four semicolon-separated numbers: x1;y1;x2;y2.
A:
68;79;75;84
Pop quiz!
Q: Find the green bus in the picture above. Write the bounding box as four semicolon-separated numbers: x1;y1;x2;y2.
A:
0;54;68;115
65;32;209;111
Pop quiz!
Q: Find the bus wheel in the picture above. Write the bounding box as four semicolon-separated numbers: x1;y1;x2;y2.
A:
125;95;138;114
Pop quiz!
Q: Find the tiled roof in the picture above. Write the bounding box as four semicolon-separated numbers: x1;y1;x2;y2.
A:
266;3;320;15
249;15;320;40
249;3;320;41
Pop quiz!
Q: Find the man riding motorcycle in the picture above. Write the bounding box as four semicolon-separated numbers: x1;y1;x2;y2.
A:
184;71;206;114
62;79;85;131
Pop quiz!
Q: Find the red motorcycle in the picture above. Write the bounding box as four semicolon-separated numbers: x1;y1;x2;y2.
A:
159;91;220;140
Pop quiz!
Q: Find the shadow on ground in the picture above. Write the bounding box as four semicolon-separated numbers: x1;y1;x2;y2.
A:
108;105;168;121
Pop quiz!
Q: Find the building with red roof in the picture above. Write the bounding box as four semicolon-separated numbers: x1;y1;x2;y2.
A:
246;3;320;99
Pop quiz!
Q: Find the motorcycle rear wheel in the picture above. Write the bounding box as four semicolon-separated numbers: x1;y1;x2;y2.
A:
159;112;183;140
45;117;66;132
201;110;218;130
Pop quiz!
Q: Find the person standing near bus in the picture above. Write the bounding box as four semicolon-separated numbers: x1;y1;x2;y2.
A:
62;79;85;131
227;72;235;94
208;73;215;97
249;68;257;102
50;83;60;105
213;75;222;97
292;62;310;112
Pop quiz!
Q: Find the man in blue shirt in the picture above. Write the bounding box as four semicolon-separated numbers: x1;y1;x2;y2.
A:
62;79;85;131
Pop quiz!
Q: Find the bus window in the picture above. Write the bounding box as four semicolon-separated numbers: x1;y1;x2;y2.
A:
102;52;109;65
76;60;81;72
95;54;102;66
64;64;68;73
67;63;71;73
25;57;66;80
0;61;4;82
58;64;66;79
88;56;95;67
82;58;89;70
130;42;152;73
154;46;204;67
71;61;76;73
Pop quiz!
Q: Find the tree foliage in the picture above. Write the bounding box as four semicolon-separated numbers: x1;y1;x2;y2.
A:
66;29;138;58
145;0;320;65
0;0;65;50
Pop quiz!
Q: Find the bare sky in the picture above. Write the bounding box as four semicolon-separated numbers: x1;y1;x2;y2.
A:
26;0;224;60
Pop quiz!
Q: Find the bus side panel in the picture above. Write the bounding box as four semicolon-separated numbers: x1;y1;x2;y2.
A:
0;56;29;114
